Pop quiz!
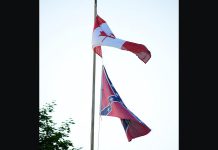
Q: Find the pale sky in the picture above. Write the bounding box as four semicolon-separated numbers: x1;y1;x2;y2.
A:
40;0;178;150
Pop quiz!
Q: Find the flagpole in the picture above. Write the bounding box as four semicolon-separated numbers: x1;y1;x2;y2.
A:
90;0;97;150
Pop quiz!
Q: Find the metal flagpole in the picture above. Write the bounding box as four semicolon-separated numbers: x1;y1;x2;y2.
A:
90;0;97;150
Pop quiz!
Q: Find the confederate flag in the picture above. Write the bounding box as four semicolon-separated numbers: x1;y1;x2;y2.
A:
100;66;151;141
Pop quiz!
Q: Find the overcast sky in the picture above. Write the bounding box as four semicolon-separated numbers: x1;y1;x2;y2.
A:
40;0;178;150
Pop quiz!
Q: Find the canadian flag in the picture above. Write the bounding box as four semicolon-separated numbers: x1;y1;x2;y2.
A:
92;15;151;64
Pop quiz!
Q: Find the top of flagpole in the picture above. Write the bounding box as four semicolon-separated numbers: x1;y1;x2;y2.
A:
94;0;97;18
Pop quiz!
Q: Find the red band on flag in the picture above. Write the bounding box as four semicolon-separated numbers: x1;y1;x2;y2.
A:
93;46;102;57
121;41;148;53
93;15;106;30
121;41;151;64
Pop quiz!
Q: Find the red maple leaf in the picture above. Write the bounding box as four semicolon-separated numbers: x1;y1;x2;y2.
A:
99;31;108;37
99;31;115;42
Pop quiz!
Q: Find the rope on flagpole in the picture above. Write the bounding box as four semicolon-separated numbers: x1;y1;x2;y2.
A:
97;64;104;150
97;114;102;150
90;0;97;150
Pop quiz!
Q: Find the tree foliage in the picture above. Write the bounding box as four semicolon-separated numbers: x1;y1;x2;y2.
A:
39;101;81;150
